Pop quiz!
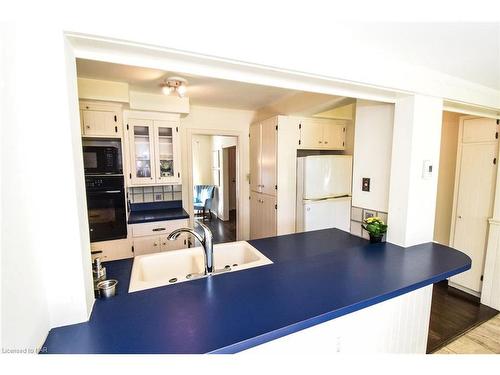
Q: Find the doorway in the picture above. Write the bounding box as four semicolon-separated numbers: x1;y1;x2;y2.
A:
191;134;238;244
429;112;500;352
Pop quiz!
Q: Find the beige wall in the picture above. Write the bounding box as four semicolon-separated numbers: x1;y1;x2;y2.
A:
433;111;460;245
192;134;213;186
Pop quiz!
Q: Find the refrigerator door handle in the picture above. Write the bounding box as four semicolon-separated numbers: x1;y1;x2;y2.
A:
303;195;351;203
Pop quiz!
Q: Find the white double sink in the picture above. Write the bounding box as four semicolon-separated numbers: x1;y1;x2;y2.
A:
129;241;273;292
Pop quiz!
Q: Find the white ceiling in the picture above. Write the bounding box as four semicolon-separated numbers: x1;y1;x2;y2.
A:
352;22;500;90
76;59;304;111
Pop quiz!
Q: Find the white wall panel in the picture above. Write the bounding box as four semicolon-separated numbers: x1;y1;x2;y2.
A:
352;100;394;213
243;285;433;354
387;95;443;247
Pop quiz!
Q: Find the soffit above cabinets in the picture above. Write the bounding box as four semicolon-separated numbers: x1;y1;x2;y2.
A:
76;58;302;111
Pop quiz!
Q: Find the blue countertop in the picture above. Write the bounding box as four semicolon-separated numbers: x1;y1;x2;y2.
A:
42;229;471;354
127;201;189;224
127;208;189;224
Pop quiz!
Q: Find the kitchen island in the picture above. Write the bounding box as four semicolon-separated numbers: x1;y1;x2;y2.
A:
42;229;470;354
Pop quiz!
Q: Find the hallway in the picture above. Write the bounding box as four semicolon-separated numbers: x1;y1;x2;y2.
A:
194;209;236;244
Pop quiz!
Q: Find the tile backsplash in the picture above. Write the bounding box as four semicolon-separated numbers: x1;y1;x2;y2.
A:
350;206;388;240
128;185;182;203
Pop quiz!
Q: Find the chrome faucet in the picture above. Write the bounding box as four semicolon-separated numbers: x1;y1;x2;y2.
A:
167;221;214;275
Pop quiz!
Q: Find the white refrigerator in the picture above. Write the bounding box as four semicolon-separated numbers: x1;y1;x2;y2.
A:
296;155;352;233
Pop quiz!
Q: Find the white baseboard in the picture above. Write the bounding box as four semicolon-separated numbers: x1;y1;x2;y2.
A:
448;280;481;298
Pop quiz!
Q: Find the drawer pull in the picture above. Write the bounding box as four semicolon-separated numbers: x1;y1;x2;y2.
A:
152;228;166;232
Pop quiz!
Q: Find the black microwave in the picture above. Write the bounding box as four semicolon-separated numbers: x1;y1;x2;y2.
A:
83;146;121;175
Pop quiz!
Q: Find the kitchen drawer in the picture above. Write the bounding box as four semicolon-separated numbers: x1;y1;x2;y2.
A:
131;219;189;238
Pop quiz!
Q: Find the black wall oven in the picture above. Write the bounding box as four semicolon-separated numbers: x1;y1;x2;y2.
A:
85;175;127;243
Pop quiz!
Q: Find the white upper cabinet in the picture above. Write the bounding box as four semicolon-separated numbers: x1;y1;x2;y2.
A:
299;119;346;150
126;112;181;186
299;120;323;148
128;118;156;184
80;101;122;137
154;120;181;184
260;117;277;196
250;119;277;196
462;117;498;143
322;122;346;149
249;122;262;193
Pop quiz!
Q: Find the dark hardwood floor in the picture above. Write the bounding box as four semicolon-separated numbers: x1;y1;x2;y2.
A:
194;209;236;244
427;280;499;353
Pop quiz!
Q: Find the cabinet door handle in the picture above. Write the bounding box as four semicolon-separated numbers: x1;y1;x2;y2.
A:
152;228;166;232
318;141;322;144
153;242;158;246
324;141;328;144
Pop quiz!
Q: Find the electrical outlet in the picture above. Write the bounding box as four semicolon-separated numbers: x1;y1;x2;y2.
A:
154;193;163;201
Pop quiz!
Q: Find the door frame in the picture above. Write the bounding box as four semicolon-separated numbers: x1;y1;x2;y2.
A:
226;145;237;213
449;115;499;296
185;128;243;241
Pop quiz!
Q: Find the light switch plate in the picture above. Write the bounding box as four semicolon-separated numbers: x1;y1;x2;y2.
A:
422;160;433;179
362;178;370;192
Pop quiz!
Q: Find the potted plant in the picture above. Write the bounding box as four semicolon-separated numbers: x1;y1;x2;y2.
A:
362;217;388;243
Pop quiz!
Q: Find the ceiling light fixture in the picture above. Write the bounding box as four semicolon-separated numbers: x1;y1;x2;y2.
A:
160;77;188;97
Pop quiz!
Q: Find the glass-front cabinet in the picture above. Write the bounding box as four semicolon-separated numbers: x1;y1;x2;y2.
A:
154;120;180;183
127;117;181;185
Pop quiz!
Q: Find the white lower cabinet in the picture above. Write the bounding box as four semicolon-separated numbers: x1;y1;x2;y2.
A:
250;191;277;240
131;219;189;256
90;237;133;261
133;236;161;256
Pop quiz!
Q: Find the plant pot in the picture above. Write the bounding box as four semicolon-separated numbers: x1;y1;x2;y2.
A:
369;234;383;244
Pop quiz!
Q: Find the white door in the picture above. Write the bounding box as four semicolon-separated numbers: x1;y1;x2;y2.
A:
249;123;262;193
303;197;351;232
128;119;156;185
451;142;498;293
154;120;181;184
260;118;277;196
302;155;352;199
